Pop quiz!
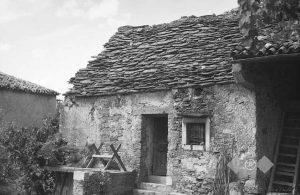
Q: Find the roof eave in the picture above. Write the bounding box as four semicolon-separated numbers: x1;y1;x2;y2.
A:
0;87;59;96
232;53;300;64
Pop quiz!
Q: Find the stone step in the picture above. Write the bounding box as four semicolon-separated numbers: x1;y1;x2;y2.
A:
140;182;172;192
133;189;165;195
133;189;187;195
148;175;172;185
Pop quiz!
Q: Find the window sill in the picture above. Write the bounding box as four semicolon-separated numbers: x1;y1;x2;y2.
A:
182;144;204;151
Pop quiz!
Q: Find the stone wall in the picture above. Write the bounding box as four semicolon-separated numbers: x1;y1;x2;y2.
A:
60;83;256;194
169;84;256;194
0;89;57;128
61;91;174;175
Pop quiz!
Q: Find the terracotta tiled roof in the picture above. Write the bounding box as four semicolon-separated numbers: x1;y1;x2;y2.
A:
231;23;300;60
67;13;241;97
231;41;300;60
0;71;58;95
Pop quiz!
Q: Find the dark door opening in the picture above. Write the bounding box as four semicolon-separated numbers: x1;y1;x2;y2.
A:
151;115;168;176
141;114;168;179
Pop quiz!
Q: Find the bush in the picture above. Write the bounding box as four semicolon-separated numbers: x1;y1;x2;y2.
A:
0;114;92;194
0;116;60;194
83;172;111;195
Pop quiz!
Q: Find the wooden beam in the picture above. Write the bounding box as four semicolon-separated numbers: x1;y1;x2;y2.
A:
232;53;300;64
292;137;300;194
86;143;103;168
178;113;211;118
104;144;122;171
267;113;285;193
43;166;105;173
107;144;127;171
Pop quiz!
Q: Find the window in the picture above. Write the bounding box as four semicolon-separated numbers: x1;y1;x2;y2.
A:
182;117;210;151
186;123;205;145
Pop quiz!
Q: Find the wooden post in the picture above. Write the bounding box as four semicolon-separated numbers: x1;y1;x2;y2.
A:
86;143;103;168
268;113;285;193
292;140;300;194
104;144;127;171
104;144;121;170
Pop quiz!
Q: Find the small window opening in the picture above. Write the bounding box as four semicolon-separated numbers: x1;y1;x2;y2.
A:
186;123;205;145
182;117;210;151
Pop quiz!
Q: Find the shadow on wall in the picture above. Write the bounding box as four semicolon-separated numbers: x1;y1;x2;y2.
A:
253;61;300;194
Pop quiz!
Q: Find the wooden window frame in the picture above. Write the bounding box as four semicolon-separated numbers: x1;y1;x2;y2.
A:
182;117;210;151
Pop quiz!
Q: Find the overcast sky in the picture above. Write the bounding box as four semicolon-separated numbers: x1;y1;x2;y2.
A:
0;0;237;97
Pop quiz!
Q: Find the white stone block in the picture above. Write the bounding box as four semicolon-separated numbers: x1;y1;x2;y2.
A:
74;171;85;181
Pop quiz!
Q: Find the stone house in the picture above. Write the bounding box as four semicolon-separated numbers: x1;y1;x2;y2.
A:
0;71;58;128
60;12;258;195
60;11;300;194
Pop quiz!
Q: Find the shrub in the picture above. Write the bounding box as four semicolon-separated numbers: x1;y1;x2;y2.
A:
83;172;111;195
0;116;60;194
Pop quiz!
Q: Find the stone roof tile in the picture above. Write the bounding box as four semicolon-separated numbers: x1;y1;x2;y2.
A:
67;12;241;96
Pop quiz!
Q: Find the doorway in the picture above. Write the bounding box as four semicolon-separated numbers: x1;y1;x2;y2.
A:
141;114;168;178
152;115;168;176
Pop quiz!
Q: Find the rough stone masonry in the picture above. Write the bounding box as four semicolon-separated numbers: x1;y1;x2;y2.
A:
60;11;265;194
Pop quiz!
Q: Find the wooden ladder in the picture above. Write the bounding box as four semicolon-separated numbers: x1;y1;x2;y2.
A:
268;112;300;194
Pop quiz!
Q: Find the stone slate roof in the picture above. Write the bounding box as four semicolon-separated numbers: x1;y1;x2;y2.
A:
0;71;58;95
67;13;241;97
231;24;300;60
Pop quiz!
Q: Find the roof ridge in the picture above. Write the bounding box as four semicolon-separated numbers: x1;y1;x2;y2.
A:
117;12;239;33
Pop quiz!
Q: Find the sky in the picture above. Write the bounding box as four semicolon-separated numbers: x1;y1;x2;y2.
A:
0;0;238;98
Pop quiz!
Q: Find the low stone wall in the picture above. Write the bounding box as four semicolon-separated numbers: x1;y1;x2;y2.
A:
107;171;136;195
77;170;136;195
45;167;136;195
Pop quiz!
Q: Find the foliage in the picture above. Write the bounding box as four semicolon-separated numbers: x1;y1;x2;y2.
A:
238;0;300;47
0;116;60;194
37;133;68;167
263;0;300;21
83;172;111;195
0;114;92;194
238;0;260;41
38;138;89;167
